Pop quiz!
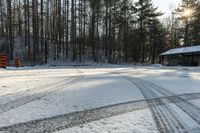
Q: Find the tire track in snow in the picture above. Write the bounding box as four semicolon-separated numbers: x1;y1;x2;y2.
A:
126;77;189;132
144;80;200;125
0;69;84;113
0;93;199;133
110;70;200;132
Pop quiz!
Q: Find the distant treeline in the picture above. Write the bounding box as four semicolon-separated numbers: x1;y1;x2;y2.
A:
0;0;200;64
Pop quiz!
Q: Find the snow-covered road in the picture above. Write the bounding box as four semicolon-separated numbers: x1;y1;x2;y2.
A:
0;66;200;133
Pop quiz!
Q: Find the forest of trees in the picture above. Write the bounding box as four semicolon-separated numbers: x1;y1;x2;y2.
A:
0;0;200;64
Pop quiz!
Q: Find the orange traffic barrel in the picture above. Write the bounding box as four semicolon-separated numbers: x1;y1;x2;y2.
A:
0;54;7;68
15;57;21;67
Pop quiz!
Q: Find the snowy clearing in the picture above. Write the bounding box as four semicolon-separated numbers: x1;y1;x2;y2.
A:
0;65;200;133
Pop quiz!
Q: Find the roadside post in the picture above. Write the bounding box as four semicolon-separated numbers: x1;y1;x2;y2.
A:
15;57;21;67
0;54;7;68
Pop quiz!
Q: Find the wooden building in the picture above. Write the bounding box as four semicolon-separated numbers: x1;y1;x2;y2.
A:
160;45;200;66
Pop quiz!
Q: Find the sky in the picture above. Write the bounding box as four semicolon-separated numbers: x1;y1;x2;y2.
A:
152;0;181;17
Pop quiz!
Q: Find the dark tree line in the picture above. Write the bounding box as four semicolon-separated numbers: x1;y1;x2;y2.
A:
0;0;199;64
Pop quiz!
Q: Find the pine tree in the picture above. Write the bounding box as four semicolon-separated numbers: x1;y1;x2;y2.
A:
176;0;198;46
88;0;102;61
133;0;162;62
191;2;200;44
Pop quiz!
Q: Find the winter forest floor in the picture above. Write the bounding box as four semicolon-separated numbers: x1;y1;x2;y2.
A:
0;65;200;133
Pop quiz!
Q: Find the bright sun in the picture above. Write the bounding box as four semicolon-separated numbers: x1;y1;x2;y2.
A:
183;8;193;17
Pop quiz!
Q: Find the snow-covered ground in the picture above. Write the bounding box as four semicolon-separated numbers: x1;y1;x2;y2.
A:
0;65;200;133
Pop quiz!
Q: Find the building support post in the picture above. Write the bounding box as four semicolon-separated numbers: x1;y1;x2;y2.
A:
159;56;164;65
184;55;186;66
192;53;194;62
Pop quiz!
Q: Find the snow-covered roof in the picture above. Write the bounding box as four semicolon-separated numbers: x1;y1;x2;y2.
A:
160;45;200;56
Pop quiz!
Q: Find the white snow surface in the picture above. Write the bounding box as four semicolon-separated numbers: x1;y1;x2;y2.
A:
59;109;158;133
0;65;200;132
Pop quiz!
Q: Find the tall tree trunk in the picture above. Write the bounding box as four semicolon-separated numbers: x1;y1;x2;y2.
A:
40;0;44;53
58;0;62;57
108;0;112;63
32;0;36;61
66;0;69;58
105;1;108;58
32;0;39;62
27;0;31;60
83;0;86;55
44;0;50;63
184;19;189;46
18;0;22;36
71;0;76;61
0;0;4;36
91;12;95;60
24;0;28;61
78;0;82;62
7;0;13;60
